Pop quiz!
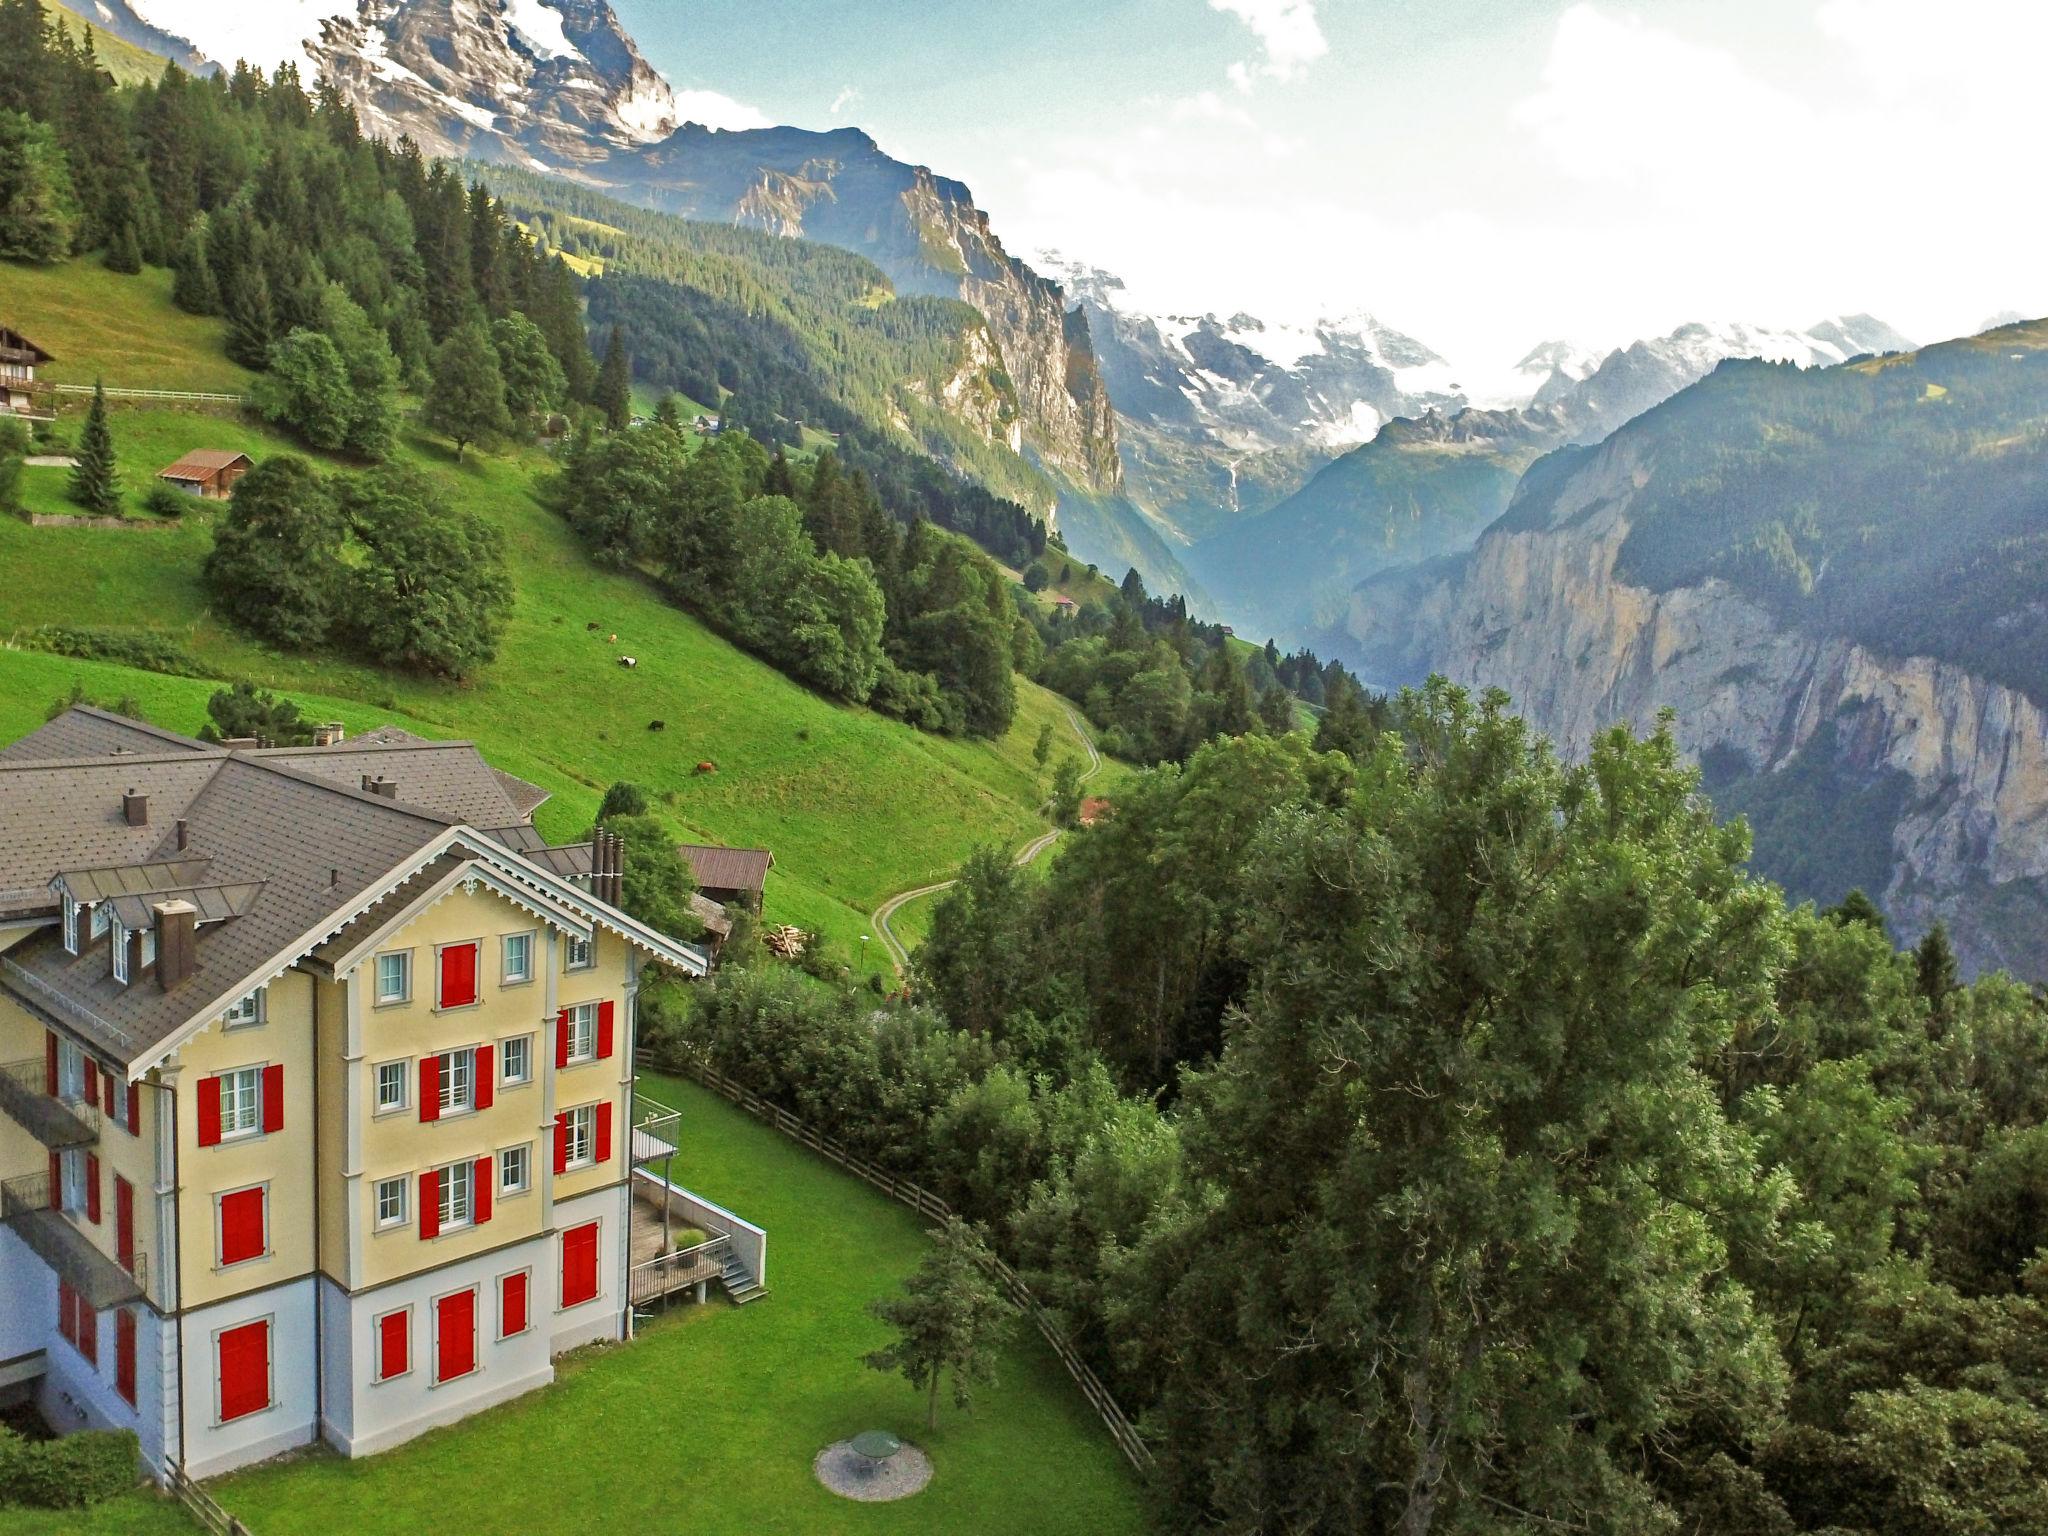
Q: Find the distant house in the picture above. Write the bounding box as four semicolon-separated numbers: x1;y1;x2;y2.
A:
1050;595;1079;613
676;844;774;910
0;325;53;418
156;450;253;500
692;414;723;435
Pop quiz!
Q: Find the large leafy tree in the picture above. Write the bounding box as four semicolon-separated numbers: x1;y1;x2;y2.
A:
424;318;512;461
202;455;346;648
252;329;355;452
336;464;511;677
490;310;567;431
1125;683;1790;1534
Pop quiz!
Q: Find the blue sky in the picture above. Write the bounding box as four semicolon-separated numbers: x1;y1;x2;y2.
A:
613;1;2048;377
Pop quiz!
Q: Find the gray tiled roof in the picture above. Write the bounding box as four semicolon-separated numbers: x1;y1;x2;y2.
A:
59;859;215;903
676;844;774;895
252;740;531;827
105;881;264;930
0;756;229;913
0;707;211;764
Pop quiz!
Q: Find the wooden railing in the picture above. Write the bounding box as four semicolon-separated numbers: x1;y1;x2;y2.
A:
167;1466;254;1536
652;1054;1156;1473
47;384;248;405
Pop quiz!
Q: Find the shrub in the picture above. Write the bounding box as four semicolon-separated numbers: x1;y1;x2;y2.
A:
0;1424;140;1507
19;625;193;675
141;481;190;518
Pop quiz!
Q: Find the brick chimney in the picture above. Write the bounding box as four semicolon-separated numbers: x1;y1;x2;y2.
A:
175;817;190;852
154;899;197;990
123;788;149;826
360;774;398;800
314;722;346;746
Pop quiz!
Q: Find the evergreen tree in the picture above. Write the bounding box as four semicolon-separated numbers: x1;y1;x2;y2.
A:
101;216;141;273
424;319;512;461
1915;921;1959;1014
489;311;567;431
596;324;631;431
864;1218;1017;1431
225;268;276;371
67;380;119;513
169;215;218;313
200;682;315;747
0;108;78;261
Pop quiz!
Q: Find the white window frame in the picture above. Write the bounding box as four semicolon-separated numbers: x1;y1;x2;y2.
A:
501;930;535;987
372;949;412;1007
499;1143;532;1197
373;1176;409;1232
564;933;593;972
440;1046;476;1117
141;929;156;972
211;1314;275;1427
430;1284;479;1387
111;918;129;983
563;1003;598;1065
218;1066;263;1141
372;1304;412;1384
89;901;108;940
497;1268;532;1340
564;1104;596;1170
62;896;79;955
436;1159;473;1232
500;1033;533;1088
214;1181;271;1270
223;988;266;1030
373;1060;409;1116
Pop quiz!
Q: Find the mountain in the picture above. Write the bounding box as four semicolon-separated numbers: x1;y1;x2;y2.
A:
1346;319;2048;977
1192;313;1917;645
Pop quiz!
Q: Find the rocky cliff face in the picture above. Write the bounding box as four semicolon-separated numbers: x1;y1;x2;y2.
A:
1347;431;2048;978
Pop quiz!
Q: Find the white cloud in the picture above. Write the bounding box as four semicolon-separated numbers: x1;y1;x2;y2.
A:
670;88;772;132
830;85;863;118
1209;0;1328;87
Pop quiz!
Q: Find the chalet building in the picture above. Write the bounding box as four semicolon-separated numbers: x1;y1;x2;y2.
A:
675;845;773;912
156;451;253;501
0;708;760;1481
0;326;53;419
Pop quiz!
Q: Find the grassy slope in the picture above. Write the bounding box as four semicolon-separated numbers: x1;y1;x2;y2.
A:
41;2;168;86
0;262;256;396
0;260;1085;955
215;1075;1143;1536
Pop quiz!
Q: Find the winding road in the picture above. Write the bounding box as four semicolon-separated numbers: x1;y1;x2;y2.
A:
871;704;1101;971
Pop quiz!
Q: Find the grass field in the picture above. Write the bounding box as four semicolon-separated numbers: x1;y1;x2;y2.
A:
0;262;255;396
43;2;169;86
212;1075;1144;1536
0;259;1096;957
1;1493;196;1535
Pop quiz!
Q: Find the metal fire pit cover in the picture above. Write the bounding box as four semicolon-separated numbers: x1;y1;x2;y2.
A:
850;1430;902;1462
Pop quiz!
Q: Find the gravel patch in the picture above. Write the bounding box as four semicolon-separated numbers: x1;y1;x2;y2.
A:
813;1438;934;1501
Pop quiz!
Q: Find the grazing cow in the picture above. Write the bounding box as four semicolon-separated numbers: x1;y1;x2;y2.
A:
619;656;638;669
648;720;666;731
586;621;600;631
694;761;716;775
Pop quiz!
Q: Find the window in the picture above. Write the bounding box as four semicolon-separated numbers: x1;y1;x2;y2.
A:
563;1104;595;1169
223;989;264;1029
141;929;156;971
436;941;479;1010
500;1034;532;1088
434;1288;477;1384
62;896;79;955
436;1159;473;1231
218;1067;262;1140
564;934;593;971
499;1271;530;1339
373;950;411;1006
374;1308;409;1383
216;1318;271;1424
499;1143;531;1196
374;1060;408;1115
111;919;129;983
90;902;108;939
560;1221;600;1308
501;931;534;986
374;1177;408;1231
217;1185;267;1268
563;1003;597;1064
440;1047;475;1116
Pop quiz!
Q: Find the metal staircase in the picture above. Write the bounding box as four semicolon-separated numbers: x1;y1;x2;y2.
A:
720;1247;766;1306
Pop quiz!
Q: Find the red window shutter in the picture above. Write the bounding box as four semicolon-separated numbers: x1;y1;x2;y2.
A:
552;1112;569;1175
472;1156;493;1225
595;1101;613;1164
377;1311;408;1382
501;1272;528;1337
217;1319;270;1422
438;943;478;1009
84;1058;98;1106
85;1154;101;1224
561;1222;599;1308
127;1082;140;1136
101;1063;115;1118
48;1150;62;1211
419;1170;440;1240
219;1187;265;1266
554;1009;570;1069
115;1177;135;1272
419;1055;441;1123
196;1075;222;1147
116;1309;137;1406
597;1000;616;1060
473;1044;494;1112
262;1063;284;1134
79;1303;98;1366
44;1030;57;1095
435;1288;476;1383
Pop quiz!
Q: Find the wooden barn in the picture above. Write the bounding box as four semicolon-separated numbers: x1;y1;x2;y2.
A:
156;449;253;500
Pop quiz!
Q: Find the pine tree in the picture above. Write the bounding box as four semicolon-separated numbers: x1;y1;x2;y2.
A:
169;216;218;313
226;269;275;371
68;380;120;514
596;325;631;431
1915;921;1959;1015
102;217;141;273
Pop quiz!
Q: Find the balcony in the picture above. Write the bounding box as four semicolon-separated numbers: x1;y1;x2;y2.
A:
0;1059;98;1149
0;1170;144;1310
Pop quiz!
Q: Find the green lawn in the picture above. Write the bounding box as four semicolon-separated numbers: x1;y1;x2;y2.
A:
0;260;255;395
0;1493;197;1535
213;1075;1145;1536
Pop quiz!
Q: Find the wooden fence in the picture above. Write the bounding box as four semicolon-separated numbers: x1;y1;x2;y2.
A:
656;1055;1157;1474
166;1466;253;1536
47;384;248;405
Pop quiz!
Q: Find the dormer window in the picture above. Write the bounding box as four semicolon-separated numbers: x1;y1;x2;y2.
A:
111;918;129;983
62;896;79;955
90;903;108;940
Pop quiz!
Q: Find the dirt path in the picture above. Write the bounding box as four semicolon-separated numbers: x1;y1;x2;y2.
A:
871;705;1100;970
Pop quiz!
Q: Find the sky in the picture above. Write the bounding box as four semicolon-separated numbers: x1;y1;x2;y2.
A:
616;0;2048;381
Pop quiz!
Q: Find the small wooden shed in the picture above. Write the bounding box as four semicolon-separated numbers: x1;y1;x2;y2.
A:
157;450;253;500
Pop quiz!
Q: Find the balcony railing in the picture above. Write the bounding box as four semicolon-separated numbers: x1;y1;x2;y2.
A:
1;1169;145;1309
0;1059;98;1148
629;1098;681;1167
628;1234;729;1307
